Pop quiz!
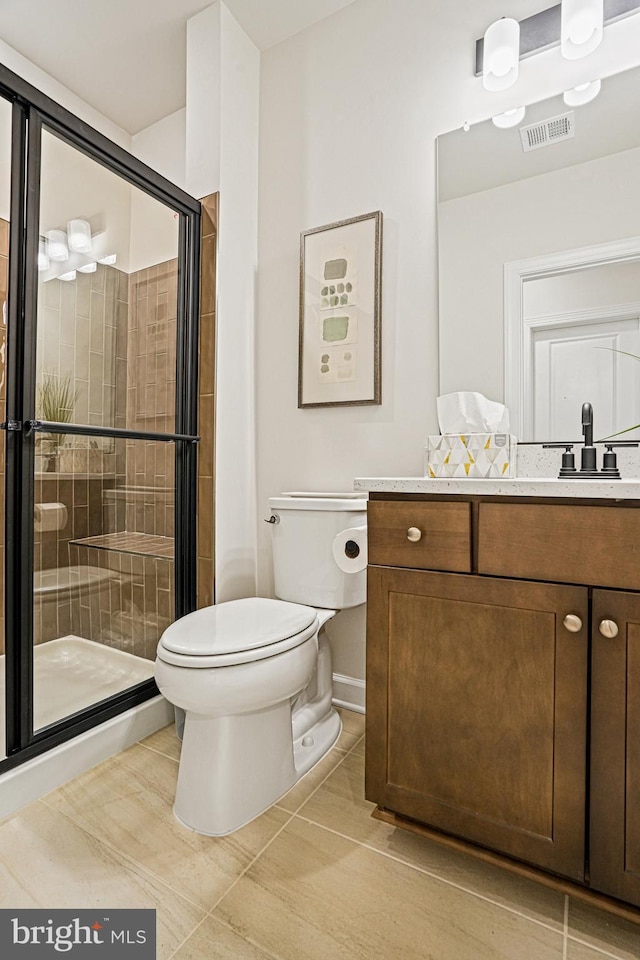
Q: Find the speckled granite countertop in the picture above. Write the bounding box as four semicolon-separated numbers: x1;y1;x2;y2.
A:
353;477;640;498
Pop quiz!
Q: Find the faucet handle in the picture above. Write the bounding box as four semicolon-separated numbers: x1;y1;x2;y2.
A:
543;443;576;477
600;440;639;479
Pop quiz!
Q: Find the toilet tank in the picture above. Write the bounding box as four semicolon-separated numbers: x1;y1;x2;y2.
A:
268;492;367;609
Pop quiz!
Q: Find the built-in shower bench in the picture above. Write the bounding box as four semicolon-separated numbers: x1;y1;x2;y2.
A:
69;532;174;559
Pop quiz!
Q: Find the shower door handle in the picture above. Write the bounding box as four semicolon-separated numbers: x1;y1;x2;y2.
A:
24;420;201;443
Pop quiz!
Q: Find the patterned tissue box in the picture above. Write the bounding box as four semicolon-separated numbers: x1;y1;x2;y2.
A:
426;433;517;479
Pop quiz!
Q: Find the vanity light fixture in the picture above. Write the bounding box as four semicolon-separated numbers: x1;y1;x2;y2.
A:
46;228;68;262
476;1;640;78
482;17;520;91
77;261;97;273
67;218;92;253
561;0;604;59
563;77;602;103
98;253;117;265
492;106;526;128
58;270;76;282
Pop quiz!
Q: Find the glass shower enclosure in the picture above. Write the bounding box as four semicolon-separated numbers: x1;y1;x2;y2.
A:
0;64;200;769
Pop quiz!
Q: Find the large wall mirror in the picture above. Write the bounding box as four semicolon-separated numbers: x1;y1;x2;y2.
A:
437;66;640;441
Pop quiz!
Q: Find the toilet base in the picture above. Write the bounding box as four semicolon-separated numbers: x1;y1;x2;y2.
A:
293;706;341;780
173;702;342;836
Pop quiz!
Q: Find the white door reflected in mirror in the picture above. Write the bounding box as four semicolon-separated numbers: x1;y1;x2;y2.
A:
508;250;640;441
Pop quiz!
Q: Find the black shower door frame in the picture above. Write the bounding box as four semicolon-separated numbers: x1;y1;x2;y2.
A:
0;63;201;772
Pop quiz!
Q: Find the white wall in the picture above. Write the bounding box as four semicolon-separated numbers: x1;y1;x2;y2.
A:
185;3;260;603
0;39;132;244
439;145;640;404
133;108;187;190
215;6;260;601
0;38;130;149
186;7;221;200
129;109;186;274
255;0;640;682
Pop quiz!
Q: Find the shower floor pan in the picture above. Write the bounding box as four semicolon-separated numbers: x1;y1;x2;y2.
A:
0;636;155;760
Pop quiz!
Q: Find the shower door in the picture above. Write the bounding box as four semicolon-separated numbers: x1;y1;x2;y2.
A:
1;72;200;768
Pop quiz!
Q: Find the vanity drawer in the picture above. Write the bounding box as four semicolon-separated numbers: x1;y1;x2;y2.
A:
368;500;471;572
478;502;640;589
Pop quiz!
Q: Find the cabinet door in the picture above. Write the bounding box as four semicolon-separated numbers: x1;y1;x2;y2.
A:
590;590;640;907
366;567;588;880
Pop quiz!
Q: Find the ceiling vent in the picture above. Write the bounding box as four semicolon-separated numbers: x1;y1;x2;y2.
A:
519;111;575;152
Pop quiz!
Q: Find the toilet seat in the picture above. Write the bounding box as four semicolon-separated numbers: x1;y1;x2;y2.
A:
156;596;319;668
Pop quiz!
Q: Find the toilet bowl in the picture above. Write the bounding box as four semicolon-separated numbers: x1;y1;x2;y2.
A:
155;492;367;836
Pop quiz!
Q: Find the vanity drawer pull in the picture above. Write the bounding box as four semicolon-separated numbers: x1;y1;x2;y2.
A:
563;614;582;633
599;619;619;639
367;500;471;572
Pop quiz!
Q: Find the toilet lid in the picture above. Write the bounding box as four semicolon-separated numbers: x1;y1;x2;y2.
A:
158;596;318;658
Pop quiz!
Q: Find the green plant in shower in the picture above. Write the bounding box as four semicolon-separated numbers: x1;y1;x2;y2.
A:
36;372;78;452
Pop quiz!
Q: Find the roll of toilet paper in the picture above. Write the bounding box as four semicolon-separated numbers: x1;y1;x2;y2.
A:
332;524;368;574
34;502;68;532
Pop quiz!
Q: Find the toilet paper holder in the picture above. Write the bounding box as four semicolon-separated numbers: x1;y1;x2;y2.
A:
34;501;68;532
344;539;361;559
332;524;368;574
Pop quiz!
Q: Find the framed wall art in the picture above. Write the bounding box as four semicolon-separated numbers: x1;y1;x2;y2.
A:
298;210;382;407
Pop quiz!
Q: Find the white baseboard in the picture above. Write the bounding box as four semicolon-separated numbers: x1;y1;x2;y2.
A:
332;673;365;714
0;695;173;822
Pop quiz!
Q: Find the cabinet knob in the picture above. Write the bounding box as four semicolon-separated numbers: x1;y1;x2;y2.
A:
599;619;619;639
406;527;422;542
563;614;582;633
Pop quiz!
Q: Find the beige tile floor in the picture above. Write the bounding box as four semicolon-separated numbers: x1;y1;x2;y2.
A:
1;708;639;959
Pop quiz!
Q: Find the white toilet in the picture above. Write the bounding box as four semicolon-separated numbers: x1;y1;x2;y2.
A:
154;492;367;835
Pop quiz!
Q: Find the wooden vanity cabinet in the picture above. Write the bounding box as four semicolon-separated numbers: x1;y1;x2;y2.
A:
590;589;640;907
365;494;640;907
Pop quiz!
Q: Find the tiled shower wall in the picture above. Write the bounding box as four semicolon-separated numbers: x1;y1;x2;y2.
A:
34;475;116;644
59;257;185;659
125;260;177;540
32;263;129;647
68;541;173;662
33;264;129;562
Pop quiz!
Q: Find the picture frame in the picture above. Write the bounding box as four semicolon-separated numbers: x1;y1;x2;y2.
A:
298;210;382;407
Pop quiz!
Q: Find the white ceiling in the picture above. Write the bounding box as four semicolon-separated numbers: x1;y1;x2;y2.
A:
0;0;357;134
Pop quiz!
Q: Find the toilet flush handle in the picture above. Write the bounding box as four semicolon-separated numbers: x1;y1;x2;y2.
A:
264;514;280;524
